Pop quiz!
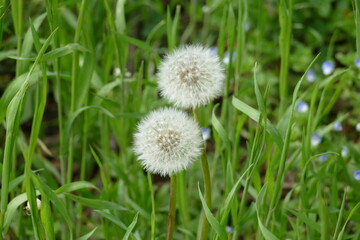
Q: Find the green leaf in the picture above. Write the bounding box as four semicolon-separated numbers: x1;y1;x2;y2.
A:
220;163;253;224
255;184;279;240
94;210;127;230
66;194;127;211
54;181;98;195
123;212;139;240
31;173;73;236
198;184;227;239
77;227;98;240
232;97;283;148
212;103;231;147
337;201;360;240
65;105;115;134
116;33;155;53
3;191;40;232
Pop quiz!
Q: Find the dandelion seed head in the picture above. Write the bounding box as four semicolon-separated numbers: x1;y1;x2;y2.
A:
25;198;41;212
306;69;316;82
333;121;342;132
157;45;225;109
354;170;360;181
134;108;203;176
311;133;322;147
322;61;335;75
296;101;309;113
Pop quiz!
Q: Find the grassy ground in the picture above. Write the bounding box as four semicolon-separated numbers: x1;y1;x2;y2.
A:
0;0;360;239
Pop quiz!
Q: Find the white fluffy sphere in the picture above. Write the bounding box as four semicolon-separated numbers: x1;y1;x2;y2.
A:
157;45;225;109
133;108;203;176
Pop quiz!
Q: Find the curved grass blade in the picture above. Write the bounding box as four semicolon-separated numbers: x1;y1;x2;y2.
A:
198;183;227;239
123;212;139;240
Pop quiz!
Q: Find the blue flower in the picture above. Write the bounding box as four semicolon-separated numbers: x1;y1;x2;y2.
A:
356;123;360;132
296;101;309;113
245;22;250;32
306;69;316;82
201;127;211;141
209;46;218;57
311;133;322;147
202;6;209;13
319;154;328;162
354;170;360;181
333;122;342;132
223;51;236;65
341;147;348;158
226;226;234;233
355;58;360;68
321;61;335;75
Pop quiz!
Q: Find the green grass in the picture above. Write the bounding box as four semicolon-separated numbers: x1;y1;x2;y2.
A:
1;0;360;239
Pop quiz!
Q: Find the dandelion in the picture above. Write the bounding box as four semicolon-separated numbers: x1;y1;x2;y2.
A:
319;154;328;162
24;198;42;212
311;133;322;147
333;121;342;131
133;108;202;176
201;127;211;141
356;122;360;132
157;45;225;109
341;147;348;158
306;69;316;82
354;170;360;181
321;61;334;75
355;58;360;68
296;101;309;113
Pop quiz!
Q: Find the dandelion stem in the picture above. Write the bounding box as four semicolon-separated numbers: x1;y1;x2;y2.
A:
166;174;177;240
148;173;156;240
193;108;212;240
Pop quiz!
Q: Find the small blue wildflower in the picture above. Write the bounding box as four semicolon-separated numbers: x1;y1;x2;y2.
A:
209;46;218;57
319;154;328;162
341;147;348;158
245;22;250;32
356;123;360;132
201;127;211;141
202;6;209;13
223;51;236;65
321;61;335;75
311;133;322;147
296;101;309;113
355;58;360;68
226;226;234;233
354;170;360;181
306;69;316;82
333;122;343;132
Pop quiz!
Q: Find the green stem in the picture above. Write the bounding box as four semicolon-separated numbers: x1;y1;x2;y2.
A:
148;173;156;240
193;108;212;240
166;175;177;240
355;0;360;58
278;0;292;116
